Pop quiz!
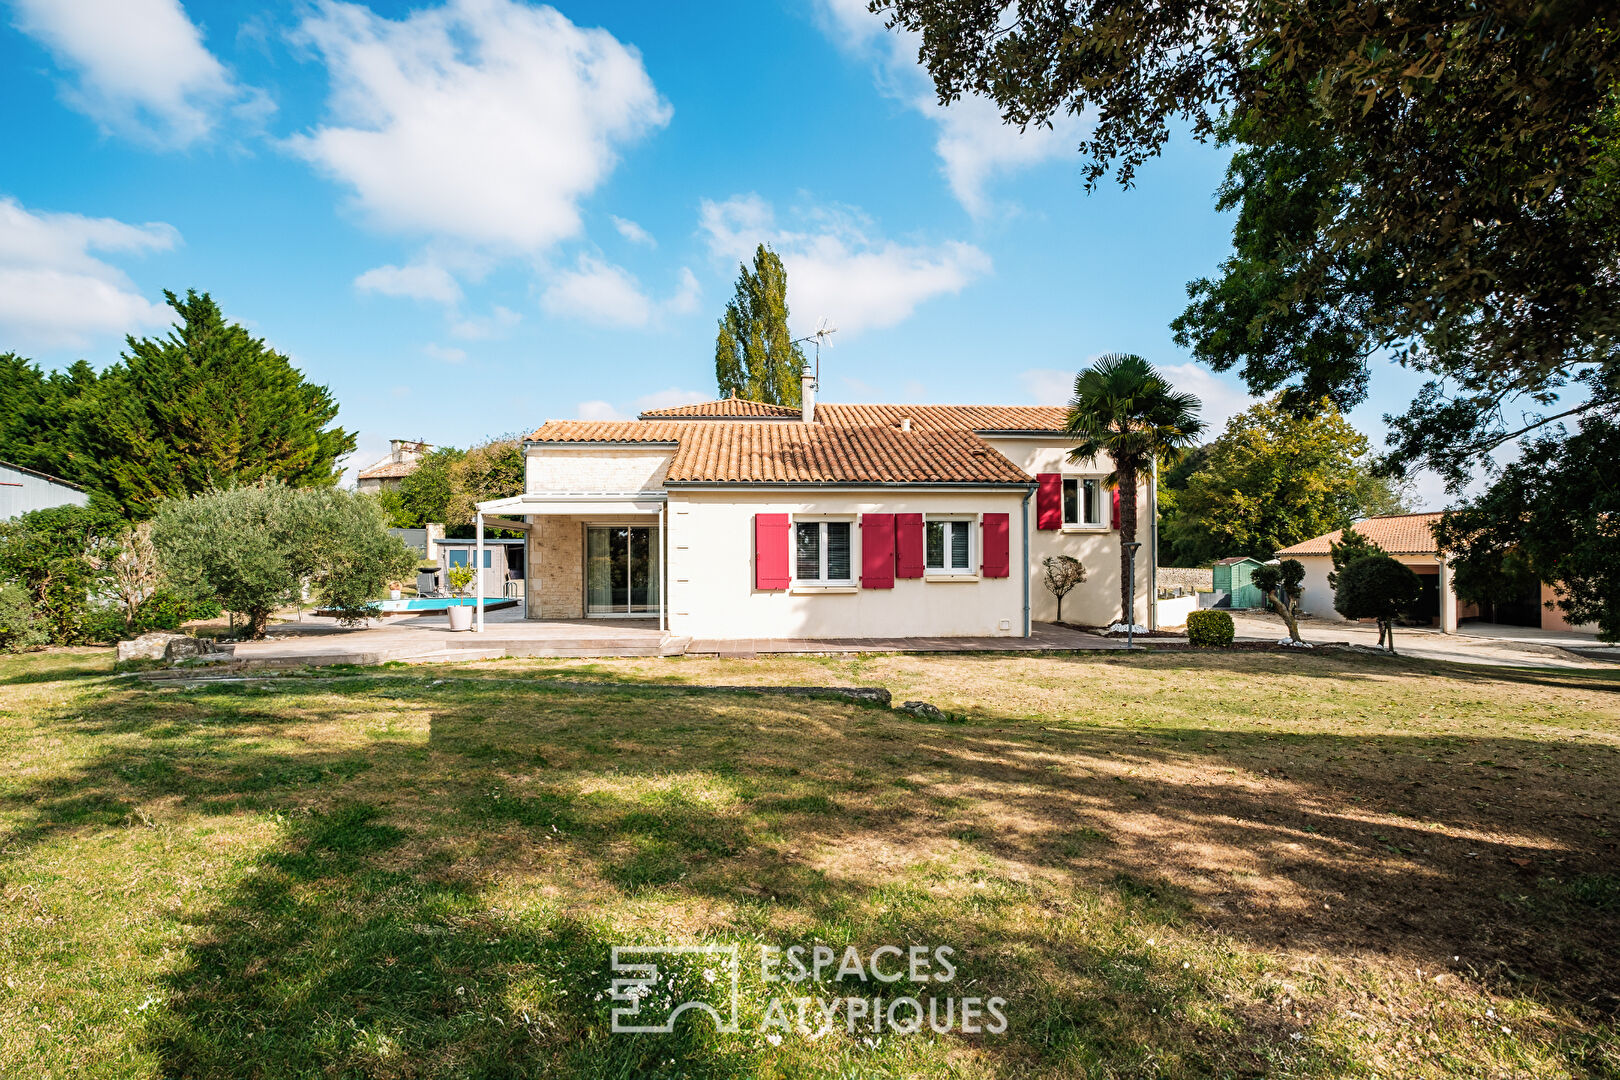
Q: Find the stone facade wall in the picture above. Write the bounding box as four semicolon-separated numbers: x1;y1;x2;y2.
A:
526;447;672;492
529;517;584;619
525;513;662;620
1157;566;1213;594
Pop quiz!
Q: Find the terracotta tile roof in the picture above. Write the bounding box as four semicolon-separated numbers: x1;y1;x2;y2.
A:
815;404;1068;432
639;396;802;418
529;420;1032;485
357;458;420;480
1276;512;1444;557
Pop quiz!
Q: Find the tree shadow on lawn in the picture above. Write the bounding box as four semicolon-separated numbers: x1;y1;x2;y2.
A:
2;674;1617;1076
917;647;1620;697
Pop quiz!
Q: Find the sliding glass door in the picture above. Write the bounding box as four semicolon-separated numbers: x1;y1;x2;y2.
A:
585;525;661;616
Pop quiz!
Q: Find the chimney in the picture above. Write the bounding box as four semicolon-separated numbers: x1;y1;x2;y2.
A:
899;417;912;432
800;363;816;423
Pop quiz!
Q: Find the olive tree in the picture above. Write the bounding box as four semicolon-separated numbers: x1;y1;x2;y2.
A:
152;482;415;638
1251;558;1306;644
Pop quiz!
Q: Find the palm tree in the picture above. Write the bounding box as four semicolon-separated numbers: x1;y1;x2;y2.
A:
1063;354;1204;627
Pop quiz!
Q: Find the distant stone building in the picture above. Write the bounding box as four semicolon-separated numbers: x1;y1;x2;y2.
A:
0;460;89;519
356;440;433;494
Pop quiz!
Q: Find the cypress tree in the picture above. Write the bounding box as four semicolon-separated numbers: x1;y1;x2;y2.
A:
81;290;355;517
713;245;805;406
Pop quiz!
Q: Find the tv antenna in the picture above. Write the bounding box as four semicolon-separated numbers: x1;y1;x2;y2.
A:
794;319;837;388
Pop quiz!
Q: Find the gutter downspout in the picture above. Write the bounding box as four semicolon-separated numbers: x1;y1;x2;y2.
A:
1022;486;1033;638
1148;457;1159;631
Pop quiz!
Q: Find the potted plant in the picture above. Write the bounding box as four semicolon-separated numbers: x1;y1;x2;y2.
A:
446;562;478;631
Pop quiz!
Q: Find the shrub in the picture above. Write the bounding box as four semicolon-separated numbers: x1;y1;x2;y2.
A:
0;585;47;652
83;591;227;642
0;505;123;643
1334;554;1423;653
152;482;417;638
1186;609;1235;646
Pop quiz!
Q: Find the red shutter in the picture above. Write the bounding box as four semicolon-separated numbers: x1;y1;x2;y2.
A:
894;513;924;578
860;513;895;589
1035;473;1062;530
1110;488;1122;530
981;513;1010;578
754;513;790;590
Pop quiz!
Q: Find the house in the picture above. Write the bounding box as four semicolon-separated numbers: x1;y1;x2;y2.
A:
467;369;1157;639
356;439;433;494
1275;513;1595;634
0;460;89;519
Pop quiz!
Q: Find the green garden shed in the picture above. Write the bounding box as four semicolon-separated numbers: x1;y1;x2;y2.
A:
1212;556;1265;609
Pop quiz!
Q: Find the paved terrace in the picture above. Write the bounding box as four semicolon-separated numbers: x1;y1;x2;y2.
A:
212;603;1614;669
224;603;1123;666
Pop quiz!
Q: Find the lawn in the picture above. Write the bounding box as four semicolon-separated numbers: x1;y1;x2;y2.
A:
1;646;1616;1078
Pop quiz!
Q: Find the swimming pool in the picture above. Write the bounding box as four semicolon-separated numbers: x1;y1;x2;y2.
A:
374;597;519;613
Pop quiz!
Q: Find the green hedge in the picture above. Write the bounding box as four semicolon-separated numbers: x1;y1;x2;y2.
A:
1186;609;1235;646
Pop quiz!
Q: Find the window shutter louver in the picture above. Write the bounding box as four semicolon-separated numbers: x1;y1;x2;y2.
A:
754;513;790;590
981;513;1010;578
894;513;924;578
1111;488;1122;530
860;513;895;589
1035;473;1062;530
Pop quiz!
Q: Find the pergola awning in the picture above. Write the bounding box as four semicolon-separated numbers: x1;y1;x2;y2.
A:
475;491;667;517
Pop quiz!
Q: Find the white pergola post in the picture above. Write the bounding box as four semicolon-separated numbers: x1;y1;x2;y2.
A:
659;501;667;633
475;511;485;634
1439;555;1458;634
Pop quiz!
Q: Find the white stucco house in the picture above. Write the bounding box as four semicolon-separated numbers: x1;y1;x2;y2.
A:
467;371;1158;640
1277;513;1597;635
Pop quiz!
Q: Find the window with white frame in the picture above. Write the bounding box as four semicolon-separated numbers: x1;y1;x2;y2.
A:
1062;477;1106;527
925;518;973;573
794;519;853;583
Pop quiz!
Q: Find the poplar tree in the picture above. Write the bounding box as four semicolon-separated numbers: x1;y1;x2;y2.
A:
713;245;805;406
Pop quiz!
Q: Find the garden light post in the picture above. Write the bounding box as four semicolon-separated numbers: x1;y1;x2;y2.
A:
1123;540;1142;648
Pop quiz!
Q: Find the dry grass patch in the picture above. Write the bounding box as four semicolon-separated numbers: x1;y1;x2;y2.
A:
0;647;1615;1078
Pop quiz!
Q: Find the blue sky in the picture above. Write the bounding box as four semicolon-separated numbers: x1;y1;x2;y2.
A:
0;0;1449;502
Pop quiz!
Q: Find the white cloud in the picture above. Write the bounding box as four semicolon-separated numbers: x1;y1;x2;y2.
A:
633;387;708;412
540;255;701;329
542;255;650;327
1019;361;1259;435
1017;368;1074;408
611;215;654;246
699;194;988;336
1157;361;1262;435
423;342;467;363
813;0;1079;216
449;304;521;340
354;261;462;304
10;0;259;148
666;266;700;316
287;0;671;252
575;399;625;420
0;196;176;346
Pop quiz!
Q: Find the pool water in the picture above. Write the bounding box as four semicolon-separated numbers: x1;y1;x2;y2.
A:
375;597;518;613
